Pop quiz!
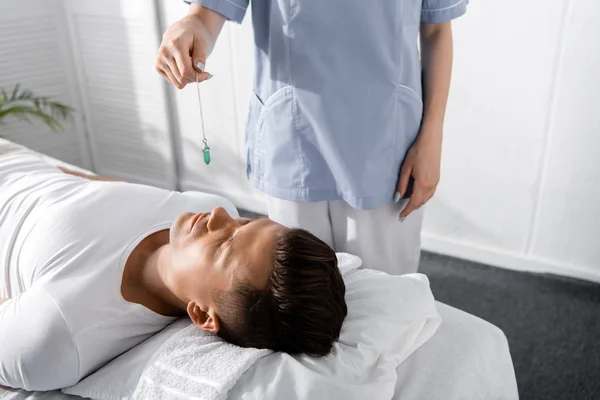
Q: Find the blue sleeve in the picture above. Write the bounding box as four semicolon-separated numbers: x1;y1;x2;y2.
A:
421;0;468;24
184;0;249;24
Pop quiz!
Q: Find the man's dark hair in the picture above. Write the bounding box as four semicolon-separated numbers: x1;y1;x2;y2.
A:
212;228;347;357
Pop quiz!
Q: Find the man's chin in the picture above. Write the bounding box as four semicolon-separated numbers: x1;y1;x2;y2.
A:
168;215;187;244
168;224;176;244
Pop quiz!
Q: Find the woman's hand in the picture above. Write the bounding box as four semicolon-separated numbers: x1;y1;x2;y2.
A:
396;126;442;220
156;6;225;89
395;21;453;220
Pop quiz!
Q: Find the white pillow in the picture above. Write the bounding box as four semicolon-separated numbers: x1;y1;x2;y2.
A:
227;268;441;400
64;254;441;400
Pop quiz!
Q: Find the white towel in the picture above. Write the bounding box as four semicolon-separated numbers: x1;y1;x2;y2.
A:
133;325;272;400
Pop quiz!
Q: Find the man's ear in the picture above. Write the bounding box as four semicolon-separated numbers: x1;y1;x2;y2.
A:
187;301;220;333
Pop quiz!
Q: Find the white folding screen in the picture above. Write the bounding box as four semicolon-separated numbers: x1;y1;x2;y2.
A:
0;0;90;167
62;0;177;189
1;0;177;189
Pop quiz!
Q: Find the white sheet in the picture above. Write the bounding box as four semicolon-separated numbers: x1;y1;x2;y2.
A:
395;302;517;399
0;388;78;400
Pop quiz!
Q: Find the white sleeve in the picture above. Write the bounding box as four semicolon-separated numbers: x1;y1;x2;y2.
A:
0;288;79;391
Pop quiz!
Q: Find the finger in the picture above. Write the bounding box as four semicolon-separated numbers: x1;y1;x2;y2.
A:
399;181;427;219
157;44;185;88
156;55;177;86
172;48;196;84
399;198;419;219
166;57;184;87
165;37;192;83
415;184;436;208
424;188;436;204
195;60;206;73
193;61;213;83
193;70;213;83
163;64;184;89
396;165;413;199
155;65;171;84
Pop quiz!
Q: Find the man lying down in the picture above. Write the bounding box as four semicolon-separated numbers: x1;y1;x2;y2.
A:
0;149;347;391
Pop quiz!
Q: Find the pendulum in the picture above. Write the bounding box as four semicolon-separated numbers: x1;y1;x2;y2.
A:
196;71;211;165
202;138;210;165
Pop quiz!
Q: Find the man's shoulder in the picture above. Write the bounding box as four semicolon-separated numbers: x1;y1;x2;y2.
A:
0;287;80;390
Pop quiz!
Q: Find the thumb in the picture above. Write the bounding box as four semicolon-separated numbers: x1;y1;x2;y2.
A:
397;165;413;199
192;41;211;82
193;61;212;82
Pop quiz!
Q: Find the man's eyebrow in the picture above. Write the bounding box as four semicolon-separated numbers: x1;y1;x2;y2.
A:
239;216;266;228
232;217;266;242
248;216;267;225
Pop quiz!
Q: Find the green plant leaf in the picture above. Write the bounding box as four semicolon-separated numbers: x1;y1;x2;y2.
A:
0;84;73;132
0;105;65;132
9;84;20;101
18;89;34;102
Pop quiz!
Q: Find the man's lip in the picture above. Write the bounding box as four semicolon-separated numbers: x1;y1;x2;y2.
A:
190;212;207;231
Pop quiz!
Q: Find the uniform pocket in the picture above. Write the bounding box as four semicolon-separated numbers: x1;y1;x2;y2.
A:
396;85;424;150
253;86;299;186
245;91;265;178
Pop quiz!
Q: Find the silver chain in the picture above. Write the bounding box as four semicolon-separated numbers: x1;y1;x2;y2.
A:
195;71;207;145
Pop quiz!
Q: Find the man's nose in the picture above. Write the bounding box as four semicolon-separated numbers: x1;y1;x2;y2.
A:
207;207;234;230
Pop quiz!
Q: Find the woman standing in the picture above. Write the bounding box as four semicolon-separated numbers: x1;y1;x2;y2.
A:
156;0;467;274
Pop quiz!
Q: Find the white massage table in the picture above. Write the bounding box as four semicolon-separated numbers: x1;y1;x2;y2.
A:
0;140;518;400
0;303;517;400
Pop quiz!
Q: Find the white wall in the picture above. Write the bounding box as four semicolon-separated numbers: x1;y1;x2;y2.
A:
421;0;600;282
527;0;600;277
2;0;599;282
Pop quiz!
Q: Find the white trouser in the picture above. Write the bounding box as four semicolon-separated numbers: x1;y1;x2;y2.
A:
266;196;424;275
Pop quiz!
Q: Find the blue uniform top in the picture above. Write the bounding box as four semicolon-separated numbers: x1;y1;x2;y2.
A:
190;0;467;209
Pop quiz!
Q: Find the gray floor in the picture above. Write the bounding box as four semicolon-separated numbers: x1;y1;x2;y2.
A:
240;210;600;399
420;252;600;400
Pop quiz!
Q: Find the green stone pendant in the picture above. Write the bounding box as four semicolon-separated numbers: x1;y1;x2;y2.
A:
202;142;211;165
